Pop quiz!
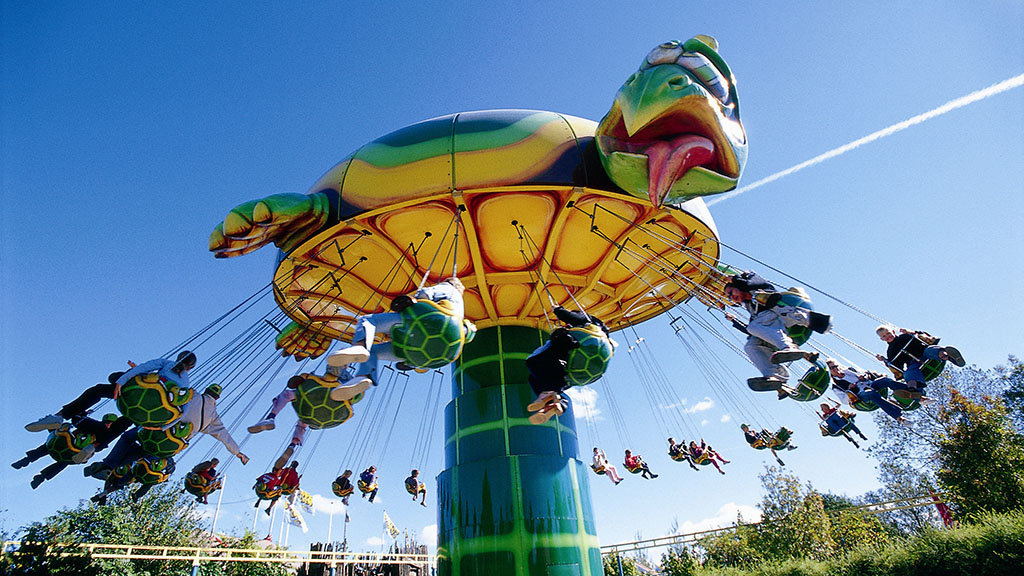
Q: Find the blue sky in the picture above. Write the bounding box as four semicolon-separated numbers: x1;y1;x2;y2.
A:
2;1;1022;556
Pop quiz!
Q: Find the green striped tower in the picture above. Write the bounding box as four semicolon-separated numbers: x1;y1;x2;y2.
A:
437;325;601;576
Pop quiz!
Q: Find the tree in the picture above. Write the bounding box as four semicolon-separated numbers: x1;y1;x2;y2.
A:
602;552;640;576
6;485;287;576
866;360;1020;532
659;546;698;576
935;390;1024;519
698;523;762;569
755;466;835;561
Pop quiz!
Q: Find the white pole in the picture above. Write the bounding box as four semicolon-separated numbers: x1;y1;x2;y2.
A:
285;511;292;547
210;475;226;537
277;506;286;544
327;504;335;545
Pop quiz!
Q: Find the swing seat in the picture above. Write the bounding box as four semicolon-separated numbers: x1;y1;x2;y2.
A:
776;288;815;346
791;360;830;402
564;326;615;387
767;427;793;450
821;413;853;436
290;373;362;430
668;451;688;463
624;462;644;474
45;424;95;464
278;482;298;497
332;481;354;498
131;455;174;486
184;472;221;497
893;394;922;411
391;300;473;369
116;372;194;429
254;473;282;500
405;482;426;496
692;452;713;466
591;464;607;475
847;387;889;412
137;421;193;457
358;479;378;493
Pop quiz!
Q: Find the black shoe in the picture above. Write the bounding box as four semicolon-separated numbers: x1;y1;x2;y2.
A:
30;475;44;489
943;347;965;367
650;473;658;479
11;458;31;470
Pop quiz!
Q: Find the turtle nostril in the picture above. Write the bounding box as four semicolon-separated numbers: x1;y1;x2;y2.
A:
668;76;690;90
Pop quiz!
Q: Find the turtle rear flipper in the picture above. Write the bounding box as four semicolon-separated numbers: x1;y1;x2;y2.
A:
211;192;331;258
275;321;333;360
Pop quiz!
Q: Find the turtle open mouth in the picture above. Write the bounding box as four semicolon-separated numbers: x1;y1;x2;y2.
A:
598;97;742;207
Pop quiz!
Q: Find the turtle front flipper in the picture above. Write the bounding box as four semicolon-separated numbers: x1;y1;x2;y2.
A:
275;321;333;360
210;192;331;258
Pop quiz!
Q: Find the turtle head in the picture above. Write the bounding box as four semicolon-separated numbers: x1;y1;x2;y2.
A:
597;36;747;207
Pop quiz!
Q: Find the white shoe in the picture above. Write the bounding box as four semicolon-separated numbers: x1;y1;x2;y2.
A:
527;391;558;413
26;414;63;432
327;346;370;368
248;419;276;434
329;377;372;402
72;444;96;464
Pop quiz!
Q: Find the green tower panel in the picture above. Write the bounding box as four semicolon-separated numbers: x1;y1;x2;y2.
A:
437;325;601;576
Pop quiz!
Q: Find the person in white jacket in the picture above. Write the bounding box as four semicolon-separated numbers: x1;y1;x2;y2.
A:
84;384;248;479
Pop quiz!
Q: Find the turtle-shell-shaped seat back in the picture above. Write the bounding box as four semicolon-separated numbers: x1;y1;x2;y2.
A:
920;358;945;381
821;413;855;436
848;387;889;412
691;451;713;465
332;481;354;498
624;461;644;474
893;395;921;411
564;325;615;387
290;373;362;430
390;300;472;369
668;451;688;463
777;288;814;346
405;481;425;496
590;464;607;475
279;482;298;497
767;427;792;449
45;424;95;464
184;471;221;497
254;473;282;500
358;479;378;494
132;455;174;485
116;373;193;428
137;421;194;457
792;360;830;402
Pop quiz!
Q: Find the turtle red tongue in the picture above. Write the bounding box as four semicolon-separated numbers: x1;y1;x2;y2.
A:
645;135;714;206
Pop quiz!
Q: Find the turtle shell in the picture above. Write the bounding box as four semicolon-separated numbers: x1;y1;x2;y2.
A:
116;373;193;428
45;424;94;464
254;473;281;501
290;373;364;430
184;471;221;497
357;479;378;494
564;325;615;387
271;110;722;348
137;421;194;457
777;289;815;346
332;480;354;498
131;455;174;485
791;360;830;402
390;300;470;369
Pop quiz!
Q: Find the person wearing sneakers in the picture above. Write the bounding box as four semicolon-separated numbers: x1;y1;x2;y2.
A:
326;278;467;386
405;469;428;507
875;326;965;391
824;359;909;423
723;272;821;394
525;306;611;424
360;466;379;503
624;449;658;480
263;461;301;515
592;448;623;484
247;372;371;439
85;384;248;479
13;413;130;489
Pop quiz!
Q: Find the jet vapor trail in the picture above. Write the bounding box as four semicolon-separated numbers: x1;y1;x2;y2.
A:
708;73;1024;206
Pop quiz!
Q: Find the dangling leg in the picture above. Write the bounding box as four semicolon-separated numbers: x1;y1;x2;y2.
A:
249;387;297;434
27;383;116;431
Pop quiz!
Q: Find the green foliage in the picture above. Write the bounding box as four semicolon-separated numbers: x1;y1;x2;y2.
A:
935;390;1024;519
755;468;834;561
4;486;287;576
660;546;699;576
603;552;641;576
699;525;763;569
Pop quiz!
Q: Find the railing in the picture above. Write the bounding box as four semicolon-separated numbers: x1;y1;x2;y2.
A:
600;492;947;554
1;541;433;566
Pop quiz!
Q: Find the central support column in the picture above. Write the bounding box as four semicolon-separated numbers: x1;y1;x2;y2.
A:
437;325;601;576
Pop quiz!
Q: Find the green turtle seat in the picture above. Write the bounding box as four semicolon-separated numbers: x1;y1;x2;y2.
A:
564;325;615;387
137;421;193;457
45;423;95;464
390;299;475;369
131;455;174;485
332;480;354;498
184;471;221;497
291;373;364;429
116;372;193;428
791;360;830;402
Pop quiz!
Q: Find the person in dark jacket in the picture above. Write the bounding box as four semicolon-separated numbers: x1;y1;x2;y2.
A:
875;326;964;390
13;413;131;489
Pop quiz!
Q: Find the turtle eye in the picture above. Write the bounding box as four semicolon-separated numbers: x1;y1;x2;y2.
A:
645;41;684;68
676;52;731;105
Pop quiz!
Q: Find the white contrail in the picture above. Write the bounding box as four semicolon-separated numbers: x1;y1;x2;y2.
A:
708;73;1024;206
